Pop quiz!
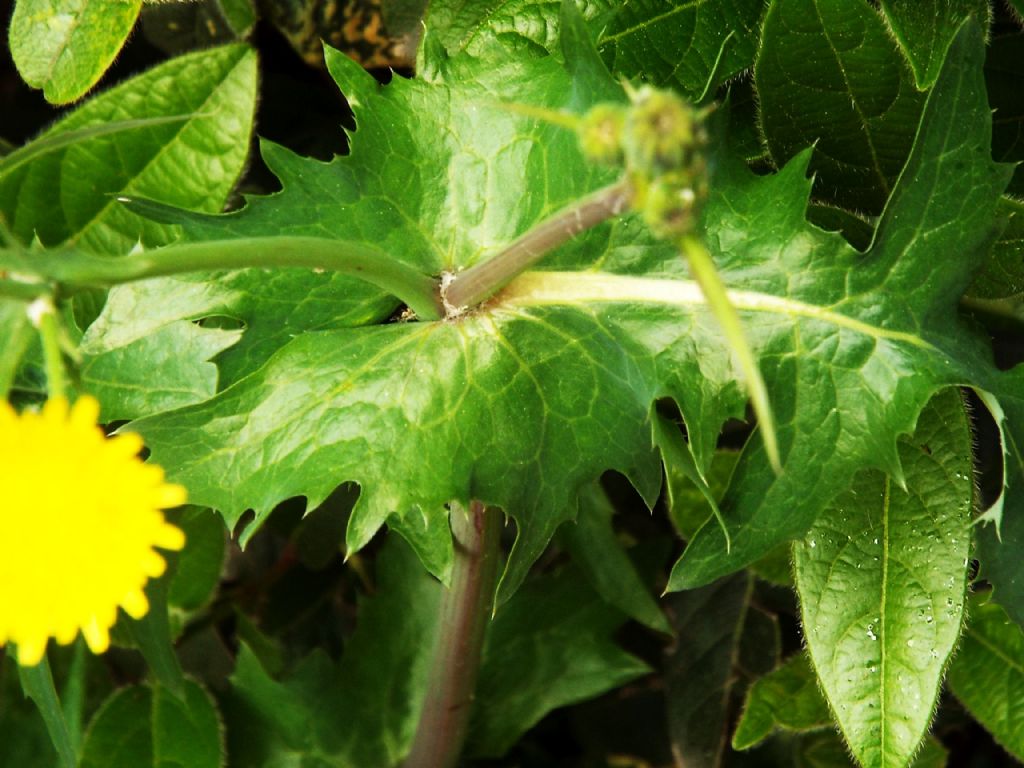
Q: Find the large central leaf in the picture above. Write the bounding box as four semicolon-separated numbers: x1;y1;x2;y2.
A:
124;19;1012;596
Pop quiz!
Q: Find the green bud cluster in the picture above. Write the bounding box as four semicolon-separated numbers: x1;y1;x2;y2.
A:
577;86;710;239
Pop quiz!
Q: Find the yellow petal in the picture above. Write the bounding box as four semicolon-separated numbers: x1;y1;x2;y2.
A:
121;589;149;619
16;637;48;667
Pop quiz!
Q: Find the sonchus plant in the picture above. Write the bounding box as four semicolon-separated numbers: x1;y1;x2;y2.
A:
0;2;1023;768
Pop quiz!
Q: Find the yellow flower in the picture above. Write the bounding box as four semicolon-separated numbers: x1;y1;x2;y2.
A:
0;396;186;666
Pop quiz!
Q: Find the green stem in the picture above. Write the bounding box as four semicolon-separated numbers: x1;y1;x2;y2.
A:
17;654;78;768
0;237;444;321
679;234;780;473
0;278;48;301
443;178;633;312
404;501;503;768
35;299;67;401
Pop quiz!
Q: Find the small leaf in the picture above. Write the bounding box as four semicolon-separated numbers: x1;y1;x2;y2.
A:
597;0;765;100
879;0;990;89
732;653;833;750
946;600;1024;761
793;389;974;768
664;572;752;767
561;482;671;633
8;0;142;104
227;537;440;767
755;0;925;213
0;44;257;254
467;565;650;758
969;197;1024;301
168;507;227;617
79;679;224;768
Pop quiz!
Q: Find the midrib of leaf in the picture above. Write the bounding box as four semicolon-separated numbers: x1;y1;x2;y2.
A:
497;271;939;350
879;475;891;764
70;47;248;244
598;0;704;44
810;0;891;198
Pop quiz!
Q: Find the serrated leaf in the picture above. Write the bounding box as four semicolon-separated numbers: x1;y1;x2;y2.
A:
663;572;752;767
946;600;1024;761
597;0;765;99
674;18;1011;589
755;0;925;213
124;19;1011;602
879;0;990;89
0;44;257;254
561;482;671;633
79;680;223;768
732;653;833;750
793;389;973;768
8;0;142;104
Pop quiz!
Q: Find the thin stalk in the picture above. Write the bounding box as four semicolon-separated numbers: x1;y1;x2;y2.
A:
405;501;503;768
0;278;48;301
443;178;633;312
34;300;67;401
679;234;780;473
17;654;77;768
0;237;444;321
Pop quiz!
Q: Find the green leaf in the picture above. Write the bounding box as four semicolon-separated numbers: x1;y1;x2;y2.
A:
946;600;1024;761
792;389;974;768
421;0;614;60
121;571;187;697
663;572;753;767
467;565;649;758
227;537;440;767
0;44;257;254
0;300;32;397
79;679;223;768
124;19;1010;601
879;0;990;89
168;507;227;618
977;370;1024;630
16;656;76;768
755;0;925;213
8;0;142;104
80;320;241;421
675;18;1011;589
969;197;1024;301
561;482;671;633
598;0;765;99
732;653;833;750
0;653;60;768
986;32;1024;196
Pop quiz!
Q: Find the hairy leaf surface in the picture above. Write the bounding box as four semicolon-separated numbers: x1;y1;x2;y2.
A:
793;389;973;768
8;0;141;104
756;0;925;213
